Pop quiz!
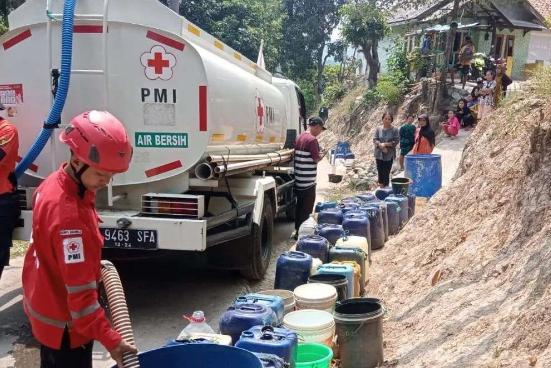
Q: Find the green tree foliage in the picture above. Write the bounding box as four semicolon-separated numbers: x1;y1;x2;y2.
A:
0;17;8;36
178;0;284;71
280;0;345;106
1;0;25;35
340;1;389;87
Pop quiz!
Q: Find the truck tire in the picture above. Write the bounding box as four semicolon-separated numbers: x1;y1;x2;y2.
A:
241;195;274;280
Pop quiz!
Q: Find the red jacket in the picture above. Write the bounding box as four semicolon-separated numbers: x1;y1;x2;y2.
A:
22;165;121;350
0;118;19;195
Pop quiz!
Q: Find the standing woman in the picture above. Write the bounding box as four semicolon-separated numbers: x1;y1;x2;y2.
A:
411;114;435;154
478;70;496;120
373;112;399;188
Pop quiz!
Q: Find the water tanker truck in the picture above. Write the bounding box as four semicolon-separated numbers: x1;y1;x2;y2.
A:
1;0;308;279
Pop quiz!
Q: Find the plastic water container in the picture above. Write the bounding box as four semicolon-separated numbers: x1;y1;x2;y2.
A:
293;283;338;313
274;252;313;291
318;208;344;225
112;344;264;368
296;235;331;263
334;236;370;271
407;193;416;219
405;154;442;197
174;332;233;346
296;343;333;368
342;214;371;246
341;197;363;205
235;294;285;327
359;206;384;250
356;193;377;203
236;326;298;368
329;246;368;295
219;304;277;345
257;354;286;368
374;187;393;201
315;223;344;246
316;264;354;299
180;311;216;336
334;299;385;368
385;195;409;228
369;201;389;241
314;201;338;213
298;215;317;240
257;290;296;316
335;141;351;155
340;202;359;214
383;200;400;235
330;261;361;297
283;310;335;347
307;273;348;302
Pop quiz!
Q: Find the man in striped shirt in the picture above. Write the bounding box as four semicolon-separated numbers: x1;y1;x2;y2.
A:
293;117;327;239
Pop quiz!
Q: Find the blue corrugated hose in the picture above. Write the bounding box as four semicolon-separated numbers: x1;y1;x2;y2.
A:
15;0;78;178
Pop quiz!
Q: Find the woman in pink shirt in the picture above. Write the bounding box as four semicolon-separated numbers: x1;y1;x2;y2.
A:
442;110;460;139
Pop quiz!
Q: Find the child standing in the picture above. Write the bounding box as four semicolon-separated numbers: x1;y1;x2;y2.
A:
399;114;416;170
442;110;460;139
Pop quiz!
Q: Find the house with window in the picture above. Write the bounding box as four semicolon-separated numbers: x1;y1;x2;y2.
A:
379;0;551;80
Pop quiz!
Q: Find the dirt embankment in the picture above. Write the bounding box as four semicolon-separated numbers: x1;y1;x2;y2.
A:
368;93;551;367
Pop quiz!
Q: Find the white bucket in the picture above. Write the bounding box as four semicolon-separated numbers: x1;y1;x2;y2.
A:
293;283;338;313
257;289;296;315
283;309;335;347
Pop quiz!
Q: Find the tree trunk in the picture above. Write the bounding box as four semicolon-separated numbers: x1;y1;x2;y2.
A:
168;0;180;13
314;43;326;107
437;0;460;108
362;40;379;88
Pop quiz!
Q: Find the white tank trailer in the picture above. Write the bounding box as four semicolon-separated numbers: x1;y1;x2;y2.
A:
1;0;307;279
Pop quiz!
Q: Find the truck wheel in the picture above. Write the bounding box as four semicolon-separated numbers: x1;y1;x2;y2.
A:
241;195;274;280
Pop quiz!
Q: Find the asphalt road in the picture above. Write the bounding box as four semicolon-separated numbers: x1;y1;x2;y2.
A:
0;217;295;368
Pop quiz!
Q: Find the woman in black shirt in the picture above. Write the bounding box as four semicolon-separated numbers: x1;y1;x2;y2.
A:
456;98;475;129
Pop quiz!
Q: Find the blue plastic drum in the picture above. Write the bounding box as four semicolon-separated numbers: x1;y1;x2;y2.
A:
405;154;443;197
110;344;263;368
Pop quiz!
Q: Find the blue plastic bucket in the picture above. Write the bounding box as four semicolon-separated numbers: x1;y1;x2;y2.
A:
405;154;442;197
110;344;263;368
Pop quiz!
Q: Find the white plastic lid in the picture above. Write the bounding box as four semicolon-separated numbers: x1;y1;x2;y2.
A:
293;283;337;302
283;309;335;331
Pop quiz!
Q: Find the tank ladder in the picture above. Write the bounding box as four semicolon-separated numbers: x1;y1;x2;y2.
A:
46;0;119;206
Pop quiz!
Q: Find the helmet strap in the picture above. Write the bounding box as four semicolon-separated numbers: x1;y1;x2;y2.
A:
71;163;90;198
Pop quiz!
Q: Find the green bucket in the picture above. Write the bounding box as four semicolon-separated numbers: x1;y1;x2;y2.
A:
296;343;333;368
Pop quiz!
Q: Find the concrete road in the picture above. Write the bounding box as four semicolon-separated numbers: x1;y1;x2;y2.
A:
0;218;295;368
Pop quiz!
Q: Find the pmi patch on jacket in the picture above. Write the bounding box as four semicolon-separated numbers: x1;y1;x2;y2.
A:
63;237;85;264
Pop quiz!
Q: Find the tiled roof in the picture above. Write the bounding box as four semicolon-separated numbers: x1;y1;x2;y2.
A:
391;0;551;24
526;0;551;18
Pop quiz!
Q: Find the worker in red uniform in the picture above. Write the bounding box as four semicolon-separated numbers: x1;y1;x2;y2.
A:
22;111;137;368
0;102;20;280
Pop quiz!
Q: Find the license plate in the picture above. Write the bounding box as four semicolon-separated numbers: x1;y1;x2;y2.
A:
101;228;158;250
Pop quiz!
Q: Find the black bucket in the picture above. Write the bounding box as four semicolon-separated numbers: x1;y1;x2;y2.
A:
334;298;384;368
391;177;411;196
308;274;348;302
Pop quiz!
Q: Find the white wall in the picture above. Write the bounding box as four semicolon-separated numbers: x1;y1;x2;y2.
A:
527;30;551;66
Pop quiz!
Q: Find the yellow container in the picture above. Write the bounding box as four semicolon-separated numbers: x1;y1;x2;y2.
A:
331;261;361;297
335;236;370;271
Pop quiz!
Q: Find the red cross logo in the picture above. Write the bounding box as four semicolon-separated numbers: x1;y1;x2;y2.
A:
257;99;264;125
68;242;79;253
141;46;177;81
148;52;170;74
255;91;265;134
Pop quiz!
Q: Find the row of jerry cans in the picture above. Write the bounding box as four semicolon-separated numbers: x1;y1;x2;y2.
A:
275;241;368;295
311;193;416;249
217;294;298;367
169;325;295;368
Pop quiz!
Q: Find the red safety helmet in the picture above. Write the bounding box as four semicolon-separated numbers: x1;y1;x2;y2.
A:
60;111;132;173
